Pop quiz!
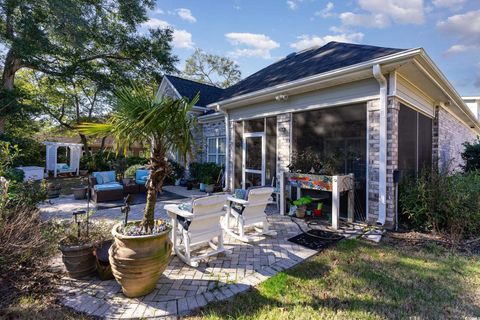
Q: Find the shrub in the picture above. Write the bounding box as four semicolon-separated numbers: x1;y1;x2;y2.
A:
168;160;185;180
462;138;480;172
124;164;145;178
188;162;201;180
0;134;45;167
400;168;480;241
125;156;148;167
198;162;223;185
80;152;112;172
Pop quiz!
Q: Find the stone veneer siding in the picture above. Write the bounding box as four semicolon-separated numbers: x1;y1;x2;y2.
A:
200;120;226;163
276;113;292;183
433;106;477;171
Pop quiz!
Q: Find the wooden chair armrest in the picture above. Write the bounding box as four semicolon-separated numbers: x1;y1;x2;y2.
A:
227;196;248;205
164;204;194;219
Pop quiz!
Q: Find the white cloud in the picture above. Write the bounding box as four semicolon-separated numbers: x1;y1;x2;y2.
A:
143;18;170;29
287;0;298;10
338;0;424;29
225;32;280;59
315;2;334;18
173;29;194;49
432;0;466;8
438;10;480;53
340;12;390;28
290;33;364;51
142;19;194;49
176;8;196;23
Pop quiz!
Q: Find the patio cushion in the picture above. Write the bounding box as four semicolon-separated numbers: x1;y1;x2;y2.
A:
94;182;123;191
92;171;116;185
56;163;69;170
135;170;149;185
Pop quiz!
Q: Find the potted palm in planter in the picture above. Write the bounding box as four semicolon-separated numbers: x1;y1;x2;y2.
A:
78;84;198;297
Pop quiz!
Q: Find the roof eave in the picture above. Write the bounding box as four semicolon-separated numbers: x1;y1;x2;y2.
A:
208;48;423;110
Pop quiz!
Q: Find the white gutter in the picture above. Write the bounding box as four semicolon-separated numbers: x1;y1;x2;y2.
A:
207;48;422;110
212;104;231;191
373;64;387;226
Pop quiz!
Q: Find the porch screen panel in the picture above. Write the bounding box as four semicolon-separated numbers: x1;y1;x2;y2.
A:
398;104;433;178
292;103;367;218
234;121;243;188
266;117;277;185
418;114;432;172
398;105;417;178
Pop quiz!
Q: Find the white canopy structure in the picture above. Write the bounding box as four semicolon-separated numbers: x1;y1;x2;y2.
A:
44;142;83;177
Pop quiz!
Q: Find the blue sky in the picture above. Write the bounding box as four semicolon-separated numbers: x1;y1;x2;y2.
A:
147;0;480;95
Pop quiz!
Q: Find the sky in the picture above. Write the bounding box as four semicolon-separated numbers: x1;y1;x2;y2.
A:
145;0;480;96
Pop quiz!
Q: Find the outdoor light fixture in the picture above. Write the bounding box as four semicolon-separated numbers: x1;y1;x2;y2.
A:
275;94;289;101
72;210;86;238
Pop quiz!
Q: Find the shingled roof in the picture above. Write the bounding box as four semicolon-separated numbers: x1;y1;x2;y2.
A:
165;75;224;107
217;41;407;102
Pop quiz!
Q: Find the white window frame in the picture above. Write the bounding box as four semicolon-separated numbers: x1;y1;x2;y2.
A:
207;136;226;165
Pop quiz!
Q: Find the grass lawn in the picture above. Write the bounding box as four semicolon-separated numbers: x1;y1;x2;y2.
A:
191;236;480;319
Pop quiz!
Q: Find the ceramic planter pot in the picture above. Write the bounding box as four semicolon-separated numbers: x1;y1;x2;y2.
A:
204;184;214;193
72;187;87;200
199;182;205;192
94;240;114;280
59;243;96;279
109;222;172;298
296;205;307;218
47;184;61;199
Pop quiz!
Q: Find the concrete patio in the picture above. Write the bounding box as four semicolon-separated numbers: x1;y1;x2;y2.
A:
40;186;319;319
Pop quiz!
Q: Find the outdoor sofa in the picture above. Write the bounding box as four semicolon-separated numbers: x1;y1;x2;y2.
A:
89;171;124;203
135;169;149;193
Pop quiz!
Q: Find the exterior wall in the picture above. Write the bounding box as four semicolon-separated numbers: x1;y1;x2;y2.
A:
367;98;399;228
276;113;292;183
200;119;226;162
434;106;477;171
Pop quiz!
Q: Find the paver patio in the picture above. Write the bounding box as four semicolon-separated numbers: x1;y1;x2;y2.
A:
40;186;319;319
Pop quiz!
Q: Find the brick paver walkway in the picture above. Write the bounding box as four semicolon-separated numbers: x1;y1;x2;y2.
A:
42;187;318;319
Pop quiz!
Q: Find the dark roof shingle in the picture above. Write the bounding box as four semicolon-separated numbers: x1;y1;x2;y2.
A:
217;42;406;101
165;75;224;107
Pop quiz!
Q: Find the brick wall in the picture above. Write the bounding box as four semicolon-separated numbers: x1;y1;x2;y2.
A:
434;106;477;171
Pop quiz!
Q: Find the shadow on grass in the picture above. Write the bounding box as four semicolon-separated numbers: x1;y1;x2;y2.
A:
194;238;480;319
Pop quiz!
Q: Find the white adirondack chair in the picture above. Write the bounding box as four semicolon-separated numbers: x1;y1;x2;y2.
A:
223;187;277;243
164;194;230;267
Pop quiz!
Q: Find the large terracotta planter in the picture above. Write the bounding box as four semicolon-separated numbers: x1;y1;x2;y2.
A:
109;222;172;298
59;243;96;278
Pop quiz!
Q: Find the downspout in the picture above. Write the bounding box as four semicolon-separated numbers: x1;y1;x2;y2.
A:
214;104;230;191
373;64;387;226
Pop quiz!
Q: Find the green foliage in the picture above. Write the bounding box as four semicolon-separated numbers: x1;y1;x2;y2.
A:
78;83;198;230
0;141;20;177
462;138;480;172
168;160;185;180
293;196;313;207
400;168;480;240
80;152;111;172
0;134;45;167
183;48;241;88
1;0;177;128
288;147;342;175
124;164;146;178
197;162;223;185
188;162;202;181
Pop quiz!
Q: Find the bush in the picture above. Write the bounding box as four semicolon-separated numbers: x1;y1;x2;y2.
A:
168;160;185;180
0;133;45;167
198;162;223;185
462;138;480;172
124;164;146;178
3;168;24;183
188;162;201;181
400;168;480;241
80;152;112;172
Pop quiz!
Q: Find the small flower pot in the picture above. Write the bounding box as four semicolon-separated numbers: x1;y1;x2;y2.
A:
72;187;87;200
199;183;206;192
313;209;322;217
296;205;307;218
47;184;61;199
59;243;96;279
186;182;193;190
204;184;214;193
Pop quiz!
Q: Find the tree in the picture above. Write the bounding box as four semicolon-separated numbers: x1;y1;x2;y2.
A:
20;70;111;156
78;84;198;231
0;0;178;133
183;49;241;88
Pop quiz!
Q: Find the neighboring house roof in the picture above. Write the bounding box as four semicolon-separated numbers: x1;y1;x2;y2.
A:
217;41;406;101
165;75;224;108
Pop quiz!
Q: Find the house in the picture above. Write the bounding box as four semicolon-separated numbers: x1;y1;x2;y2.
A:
156;41;480;229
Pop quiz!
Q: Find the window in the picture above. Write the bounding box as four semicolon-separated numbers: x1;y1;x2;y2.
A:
207;137;226;164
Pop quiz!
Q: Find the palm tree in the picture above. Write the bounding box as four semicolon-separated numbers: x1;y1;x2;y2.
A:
78;84;198;232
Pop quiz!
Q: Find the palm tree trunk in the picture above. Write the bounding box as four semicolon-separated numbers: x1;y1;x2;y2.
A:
142;146;169;232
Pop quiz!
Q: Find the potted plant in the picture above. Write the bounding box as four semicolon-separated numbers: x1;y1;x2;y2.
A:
313;202;323;217
199;163;221;193
58;210;111;279
292;196;313;218
168;160;185;186
79;84;197;297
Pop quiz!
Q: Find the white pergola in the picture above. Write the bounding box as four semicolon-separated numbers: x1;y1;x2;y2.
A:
44;142;83;177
